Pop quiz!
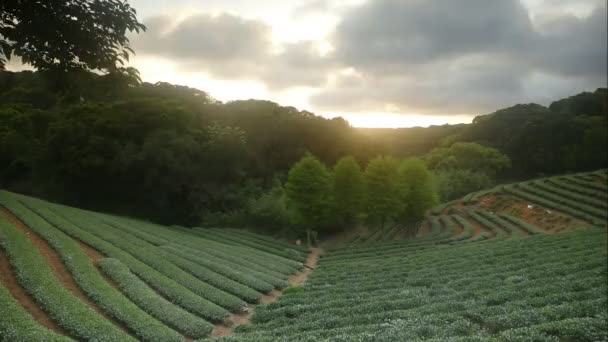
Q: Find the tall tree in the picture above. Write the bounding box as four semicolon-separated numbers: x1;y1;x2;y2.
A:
285;153;331;246
398;159;438;235
0;0;145;72
332;156;364;228
363;156;401;229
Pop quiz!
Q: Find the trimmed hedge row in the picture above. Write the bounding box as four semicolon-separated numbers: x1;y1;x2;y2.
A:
161;244;280;292
1;196;184;342
193;228;306;266
545;178;607;200
449;215;474;242
0;215;135;341
17;198;229;322
499;214;544;235
468;211;508;238
477;210;524;238
220;228;308;253
530;181;607;209
97;258;213;338
503;185;605;226
58;209;247;313
158;249;263;303
219;229;607;341
0;278;74;342
127;220;299;277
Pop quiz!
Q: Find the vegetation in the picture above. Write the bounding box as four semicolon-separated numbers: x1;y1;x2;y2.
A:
0;0;145;73
0;1;606;341
0;69;605;230
226;229;607;341
0;190;305;340
331;156;364;227
285;154;332;245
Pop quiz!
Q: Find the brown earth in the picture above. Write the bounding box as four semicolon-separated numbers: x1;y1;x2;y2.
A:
0;208;131;335
289;248;321;286
451;224;463;238
0;249;67;334
79;241;104;263
211;248;322;337
475;193;588;234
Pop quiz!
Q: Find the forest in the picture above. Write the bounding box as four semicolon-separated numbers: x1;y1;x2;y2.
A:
0;0;606;235
0;70;605;235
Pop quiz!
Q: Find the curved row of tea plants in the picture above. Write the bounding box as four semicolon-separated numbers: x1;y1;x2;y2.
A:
220;228;607;341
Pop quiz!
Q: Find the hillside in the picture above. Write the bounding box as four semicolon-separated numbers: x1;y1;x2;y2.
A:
341;169;607;245
224;229;606;341
1;169;607;341
0;190;311;341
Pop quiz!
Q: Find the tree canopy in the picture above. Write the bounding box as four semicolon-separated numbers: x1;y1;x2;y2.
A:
0;0;145;72
331;156;364;227
285;153;332;243
363;156;401;229
397;159;438;225
0;70;605;229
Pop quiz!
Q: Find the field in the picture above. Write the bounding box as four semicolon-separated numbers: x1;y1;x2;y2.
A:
0;169;607;342
225;229;607;341
0;190;308;341
344;169;608;245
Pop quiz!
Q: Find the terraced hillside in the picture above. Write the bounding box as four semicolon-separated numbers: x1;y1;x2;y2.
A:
223;229;608;341
0;190;310;341
1;169;607;341
344;169;607;245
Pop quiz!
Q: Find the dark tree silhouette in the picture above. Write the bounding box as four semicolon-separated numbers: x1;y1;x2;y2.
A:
0;0;145;72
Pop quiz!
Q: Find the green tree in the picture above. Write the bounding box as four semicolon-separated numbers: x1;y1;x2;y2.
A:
0;0;145;72
246;179;295;235
425;142;511;177
285;153;331;246
397;159;438;233
332;156;364;228
434;169;493;202
363;156;401;229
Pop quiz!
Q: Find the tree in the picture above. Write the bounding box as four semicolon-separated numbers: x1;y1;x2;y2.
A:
425;142;511;178
285;153;331;246
246;179;295;235
434;169;493;202
332;156;364;228
363;156;401;229
0;0;145;72
397;159;438;233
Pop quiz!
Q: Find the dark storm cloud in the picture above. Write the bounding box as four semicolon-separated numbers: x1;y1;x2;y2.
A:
532;6;607;79
333;0;535;69
131;0;606;114
310;0;607;113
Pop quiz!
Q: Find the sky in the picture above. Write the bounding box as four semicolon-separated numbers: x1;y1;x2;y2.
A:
12;0;607;128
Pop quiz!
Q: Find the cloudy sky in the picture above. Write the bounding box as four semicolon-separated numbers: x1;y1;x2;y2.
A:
38;0;608;127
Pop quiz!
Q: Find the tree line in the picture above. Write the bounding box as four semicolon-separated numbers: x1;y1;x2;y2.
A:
243;153;437;245
0;0;606;233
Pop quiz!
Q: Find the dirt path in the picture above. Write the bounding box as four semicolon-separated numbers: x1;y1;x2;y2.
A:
0;208;131;335
211;248;322;337
0;249;67;334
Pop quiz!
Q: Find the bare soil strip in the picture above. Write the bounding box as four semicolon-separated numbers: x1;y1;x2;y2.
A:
468;217;493;239
0;208;131;335
79;241;104;263
451;224;463;238
0;249;67;334
211;247;322;337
